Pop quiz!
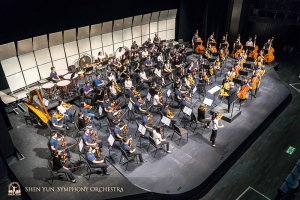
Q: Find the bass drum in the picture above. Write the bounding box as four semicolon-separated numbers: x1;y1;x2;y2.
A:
79;55;92;70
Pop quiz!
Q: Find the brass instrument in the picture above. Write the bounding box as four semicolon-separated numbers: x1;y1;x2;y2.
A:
114;84;121;93
216;113;223;120
62;103;71;109
23;89;51;124
188;77;195;85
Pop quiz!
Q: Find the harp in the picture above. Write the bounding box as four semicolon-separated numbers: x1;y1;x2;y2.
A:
23;89;50;124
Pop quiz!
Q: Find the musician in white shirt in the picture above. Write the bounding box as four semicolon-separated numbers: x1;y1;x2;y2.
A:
153;90;163;109
154;66;165;85
152;126;171;153
139;69;151;87
245;37;253;47
157;52;164;64
57;100;74;127
107;72;116;84
163;59;174;80
142;48;149;58
124;76;133;90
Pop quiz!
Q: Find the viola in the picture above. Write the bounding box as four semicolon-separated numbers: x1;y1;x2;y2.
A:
60;134;66;147
61;151;67;165
95;147;101;158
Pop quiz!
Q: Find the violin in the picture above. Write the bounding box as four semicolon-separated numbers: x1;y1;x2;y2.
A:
188;77;195;84
216;113;223;120
85;117;89;125
92;129;97;142
123;123;127;135
60;134;66;147
133;89;140;96
192;68;197;76
117;110;121;119
55;113;63;119
84;104;92;109
95;146;101;158
61;150;67;165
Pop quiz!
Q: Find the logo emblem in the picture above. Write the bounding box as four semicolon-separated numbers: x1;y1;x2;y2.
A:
8;182;21;196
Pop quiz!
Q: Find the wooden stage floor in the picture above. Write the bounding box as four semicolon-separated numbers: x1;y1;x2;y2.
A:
4;55;291;200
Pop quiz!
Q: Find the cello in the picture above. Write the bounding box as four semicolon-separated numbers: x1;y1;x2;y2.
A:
248;35;258;59
234;34;243;58
209;32;217;53
264;37;275;63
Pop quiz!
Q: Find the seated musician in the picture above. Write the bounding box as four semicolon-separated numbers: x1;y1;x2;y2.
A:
124;76;133;91
163;59;174;80
122;136;146;162
131;41;139;53
149;42;158;56
209;65;215;76
198;73;206;84
254;61;265;76
102;98;114;113
160;41;167;58
251;70;261;98
145;55;153;68
179;44;188;63
152;126;171;153
95;51;105;64
49;132;71;158
180;94;189;108
83;81;94;104
175;85;183;103
80;102;95;122
94;74;105;90
52;150;76;183
233;38;241;53
78;112;91;131
114;122;126;141
184;73;195;97
157;52;164;64
139;68;151;87
246;37;253;47
50;111;67;134
174;55;183;68
197;54;205;66
187;61;197;75
142;48;149;59
153;90;163;109
109;81;121;101
238;76;252;103
227;67;236;81
57;100;74;126
174;77;181;91
134;96;146;114
153;33;160;46
149;82;157;97
197;104;211;128
107;72;116;84
202;71;212;84
85;146;110;175
50;67;61;83
161;102;179;126
219;49;226;62
111;58;121;71
143;38;150;48
169;47;177;58
82;128;102;148
120;66;130;79
207;34;215;46
154;66;165;85
133;61;141;73
142;112;153;131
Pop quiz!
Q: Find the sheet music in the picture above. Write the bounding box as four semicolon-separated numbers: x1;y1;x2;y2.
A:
208;85;221;94
128;101;133;110
43;98;49;107
183;106;192;116
167;89;171;97
98;106;103;116
141;126;146;135
203;97;213;106
78;139;84;152
161;116;171;126
147;93;151;101
138;124;143;133
108;134;115;147
192;86;197;94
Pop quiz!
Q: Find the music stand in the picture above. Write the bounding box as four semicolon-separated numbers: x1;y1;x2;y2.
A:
160;116;171;136
239;70;249;78
208;58;216;63
208;85;221;108
210;42;216;47
107;134;117;159
220;44;227;49
243;63;252;71
212;53;219;58
136;124;147;148
246;46;254;51
246;57;255;63
233;78;242;86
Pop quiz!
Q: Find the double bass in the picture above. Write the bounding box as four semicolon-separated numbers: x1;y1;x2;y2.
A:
195;30;205;53
264;37;275;63
248;35;258;59
224;32;230;55
234;34;243;58
209;32;217;53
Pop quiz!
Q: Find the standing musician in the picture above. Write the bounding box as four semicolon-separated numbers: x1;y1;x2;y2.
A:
122;136;146;162
50;111;67;134
198;104;211;128
210;113;224;147
83;81;94;104
251;71;261;98
220;82;238;113
82;128;102;149
57;100;74;126
153;33;160;46
184;73;195;97
52;150;76;183
192;32;200;49
263;39;272;50
50;67;61;83
131;41;139;53
163;59;174;81
86;146;110;175
142;112;153;132
152;126;171;153
246;37;253;47
134;96;146;114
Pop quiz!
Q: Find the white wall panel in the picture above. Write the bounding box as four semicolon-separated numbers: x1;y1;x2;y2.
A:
123;17;133;29
158;20;167;31
18;52;37;70
66;55;79;66
6;72;26;92
132;26;141;38
52;58;67;70
64;41;78;57
17;38;33;56
50;45;65;61
0;42;17;61
142;36;149;44
114;43;123;56
90;35;102;50
1;57;21;76
49;32;63;47
78;38;91;54
102;21;113;34
123;28;132;41
23;67;40;85
34;48;51;65
123;40;132;49
150;22;157;34
167;19;176;30
113;30;123;44
132;15;142;26
103;45;114;56
38;62;53;79
159;31;167;40
141;24;149;36
132;37;141;46
90;23;102;37
102;33;113;46
167;30;175;40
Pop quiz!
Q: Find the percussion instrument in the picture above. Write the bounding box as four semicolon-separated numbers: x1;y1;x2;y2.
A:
56;69;69;77
78;71;85;79
63;73;78;85
57;80;70;95
42;83;55;95
79;55;92;69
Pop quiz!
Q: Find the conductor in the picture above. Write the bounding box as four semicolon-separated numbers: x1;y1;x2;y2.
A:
220;82;238;113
